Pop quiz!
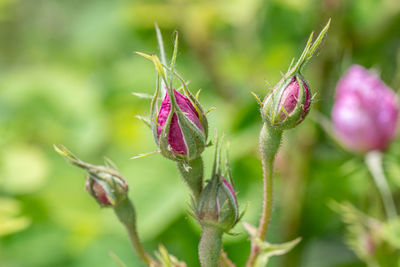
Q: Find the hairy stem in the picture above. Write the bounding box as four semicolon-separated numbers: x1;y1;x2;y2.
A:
247;124;282;267
114;197;157;266
365;151;397;220
199;225;223;267
177;157;204;201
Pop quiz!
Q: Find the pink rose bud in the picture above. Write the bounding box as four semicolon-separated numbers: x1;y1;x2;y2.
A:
260;20;331;130
135;47;208;162
85;172;128;207
152;89;208;162
86;178;112;206
262;75;311;130
332;65;399;153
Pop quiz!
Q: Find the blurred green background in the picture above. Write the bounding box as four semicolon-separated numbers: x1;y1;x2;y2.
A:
1;0;400;266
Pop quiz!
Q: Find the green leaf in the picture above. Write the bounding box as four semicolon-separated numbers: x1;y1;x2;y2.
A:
254;237;302;267
243;222;301;267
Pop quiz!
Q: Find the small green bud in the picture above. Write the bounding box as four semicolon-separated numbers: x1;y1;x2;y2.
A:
196;140;240;232
197;176;239;233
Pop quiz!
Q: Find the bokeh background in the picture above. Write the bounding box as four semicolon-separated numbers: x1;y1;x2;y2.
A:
1;0;400;266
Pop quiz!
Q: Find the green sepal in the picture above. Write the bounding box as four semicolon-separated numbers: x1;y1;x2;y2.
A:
197;174;219;224
150;74;161;146
196;138;241;233
157;86;178;161
217;181;239;231
172;69;209;139
174;104;207;161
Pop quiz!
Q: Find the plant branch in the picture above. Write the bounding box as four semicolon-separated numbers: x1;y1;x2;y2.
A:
114;197;158;266
177;157;204;202
198;225;223;267
247;124;282;267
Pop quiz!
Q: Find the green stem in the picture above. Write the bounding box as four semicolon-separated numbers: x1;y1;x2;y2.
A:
220;250;236;267
199;225;223;267
177;157;204;201
114;197;157;266
258;125;282;237
247;124;282;267
365;151;397;220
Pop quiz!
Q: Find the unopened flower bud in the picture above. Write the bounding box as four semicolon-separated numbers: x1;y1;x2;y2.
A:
262;74;311;130
136;39;209;162
196;141;240;233
332;65;399;153
152;88;208;162
260;20;330;131
85;169;128;207
86;179;111;206
54;145;129;207
197;176;239;233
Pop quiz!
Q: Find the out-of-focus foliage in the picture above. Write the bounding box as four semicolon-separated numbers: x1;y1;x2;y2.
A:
331;201;400;266
0;0;399;266
0;198;30;237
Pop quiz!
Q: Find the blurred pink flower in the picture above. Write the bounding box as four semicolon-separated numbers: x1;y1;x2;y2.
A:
332;65;398;153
